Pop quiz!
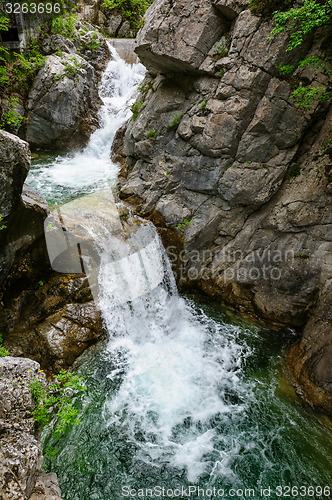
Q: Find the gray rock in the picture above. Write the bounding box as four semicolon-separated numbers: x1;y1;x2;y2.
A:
30;472;62;500
0;357;63;499
25;53;101;150
0;132;30;218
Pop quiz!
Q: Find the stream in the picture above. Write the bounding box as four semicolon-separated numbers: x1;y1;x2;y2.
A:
27;44;332;500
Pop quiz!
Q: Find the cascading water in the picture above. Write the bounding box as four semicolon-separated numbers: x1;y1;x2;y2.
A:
28;46;332;500
27;44;145;205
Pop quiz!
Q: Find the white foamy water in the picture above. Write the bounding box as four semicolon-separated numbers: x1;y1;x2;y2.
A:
27;45;145;204
93;222;251;483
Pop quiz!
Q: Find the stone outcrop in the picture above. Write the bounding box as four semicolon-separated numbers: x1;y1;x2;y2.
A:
0;357;62;499
0;132;105;373
0;132;49;290
116;0;332;412
23;28;108;150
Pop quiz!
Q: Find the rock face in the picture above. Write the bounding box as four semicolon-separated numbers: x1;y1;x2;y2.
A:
23;30;108;150
0;132;49;290
0;357;62;499
0;133;105;373
117;0;332;411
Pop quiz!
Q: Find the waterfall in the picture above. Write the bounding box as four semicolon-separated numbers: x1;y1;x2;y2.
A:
27;44;145;204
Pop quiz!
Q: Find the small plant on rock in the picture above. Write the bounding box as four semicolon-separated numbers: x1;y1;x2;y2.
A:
146;130;157;139
287;164;302;177
177;218;192;229
166;112;184;129
0;215;6;231
130;100;145;120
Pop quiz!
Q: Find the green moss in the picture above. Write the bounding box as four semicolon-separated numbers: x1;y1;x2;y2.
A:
0;334;10;357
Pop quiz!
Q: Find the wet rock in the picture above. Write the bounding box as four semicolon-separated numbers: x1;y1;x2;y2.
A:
0;133;49;290
288;281;332;416
0;131;30;219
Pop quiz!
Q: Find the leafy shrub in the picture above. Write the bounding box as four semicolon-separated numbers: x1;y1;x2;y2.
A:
270;0;332;51
51;13;79;39
103;0;153;30
0;97;26;130
0;334;10;357
269;0;331;108
290;86;330;109
29;369;86;449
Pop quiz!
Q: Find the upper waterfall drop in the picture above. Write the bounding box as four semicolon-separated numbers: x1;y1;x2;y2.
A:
27;44;145;205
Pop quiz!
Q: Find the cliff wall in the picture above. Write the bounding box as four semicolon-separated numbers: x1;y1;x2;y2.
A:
117;0;332;413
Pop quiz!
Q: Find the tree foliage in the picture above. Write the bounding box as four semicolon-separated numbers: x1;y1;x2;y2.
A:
270;0;332;51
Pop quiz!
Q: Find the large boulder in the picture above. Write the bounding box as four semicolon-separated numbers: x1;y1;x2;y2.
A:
25;52;101;150
288;281;332;416
0;133;49;289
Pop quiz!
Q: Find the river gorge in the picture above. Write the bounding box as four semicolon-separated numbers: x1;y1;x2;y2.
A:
0;1;331;499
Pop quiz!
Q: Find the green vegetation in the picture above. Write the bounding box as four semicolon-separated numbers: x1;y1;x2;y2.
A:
218;69;225;77
102;0;153;31
0;96;26;130
276;64;294;77
213;41;229;58
130;99;145;120
138;80;153;93
166;112;184;129
270;0;332;51
29;369;85;453
146;130;157;139
269;0;332;109
291;86;330;109
294;253;310;259
201;100;207;110
0;215;6;231
287;164;302;178
0;334;10;357
177;218;192;229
